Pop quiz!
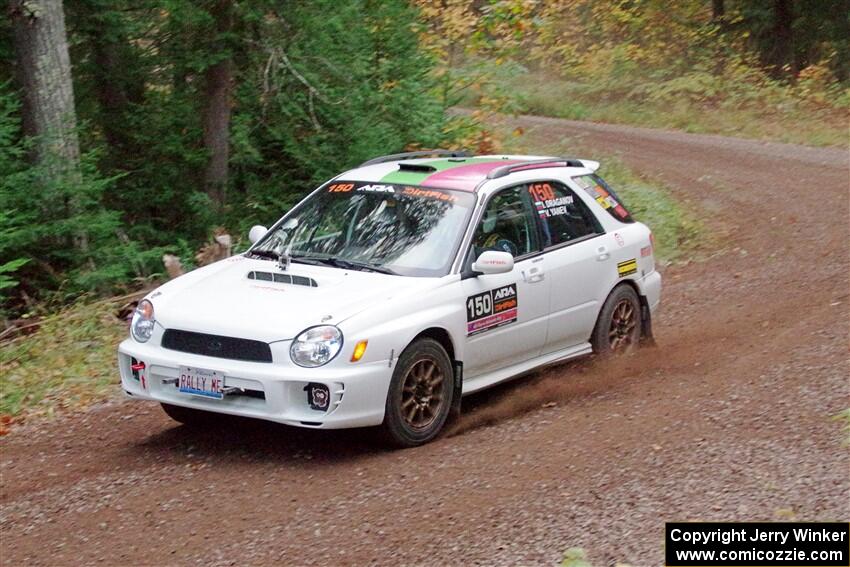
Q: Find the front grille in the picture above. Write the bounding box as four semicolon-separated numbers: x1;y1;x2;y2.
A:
161;329;273;363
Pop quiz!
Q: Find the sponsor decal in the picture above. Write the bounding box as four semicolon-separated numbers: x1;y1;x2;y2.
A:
640;245;652;257
617;258;638;277
593;186;617;210
328;183;355;193
328;182;458;203
357;184;395;193
401;186;458;203
304;383;330;411
466;283;518;336
612;204;629;219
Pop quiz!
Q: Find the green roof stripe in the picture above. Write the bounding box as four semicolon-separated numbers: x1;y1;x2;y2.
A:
379;157;505;186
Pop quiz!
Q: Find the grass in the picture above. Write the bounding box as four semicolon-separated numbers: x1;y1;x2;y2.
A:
468;67;849;148
0;298;127;423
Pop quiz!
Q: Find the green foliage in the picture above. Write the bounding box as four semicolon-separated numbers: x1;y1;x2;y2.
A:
466;62;848;147
3;0;844;316
0;84;140;313
1;0;469;314
452;1;848;147
0;258;28;291
224;0;458;230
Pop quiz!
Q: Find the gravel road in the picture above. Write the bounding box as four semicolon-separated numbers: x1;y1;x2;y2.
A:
2;116;848;566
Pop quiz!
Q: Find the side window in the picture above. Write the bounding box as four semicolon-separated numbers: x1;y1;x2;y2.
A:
470;185;539;260
572;174;634;223
528;181;602;248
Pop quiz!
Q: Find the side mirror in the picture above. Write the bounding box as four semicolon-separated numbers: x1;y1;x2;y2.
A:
471;250;514;275
248;225;268;244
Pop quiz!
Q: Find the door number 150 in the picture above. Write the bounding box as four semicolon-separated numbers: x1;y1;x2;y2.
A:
466;292;493;320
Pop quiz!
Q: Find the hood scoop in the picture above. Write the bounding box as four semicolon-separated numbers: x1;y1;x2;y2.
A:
398;162;437;173
247;270;318;288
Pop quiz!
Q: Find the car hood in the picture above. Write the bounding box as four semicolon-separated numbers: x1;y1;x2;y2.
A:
149;256;435;343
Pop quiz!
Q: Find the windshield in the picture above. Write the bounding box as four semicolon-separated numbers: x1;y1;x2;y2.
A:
250;181;476;277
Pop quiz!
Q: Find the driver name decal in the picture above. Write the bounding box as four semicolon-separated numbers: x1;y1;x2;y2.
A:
466;284;518;336
530;183;573;218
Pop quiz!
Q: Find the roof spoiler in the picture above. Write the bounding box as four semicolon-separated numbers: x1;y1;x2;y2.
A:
581;159;600;172
359;149;471;168
486;156;598;180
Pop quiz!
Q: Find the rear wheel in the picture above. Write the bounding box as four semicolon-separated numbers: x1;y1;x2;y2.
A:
160;403;213;426
381;338;454;448
591;285;642;355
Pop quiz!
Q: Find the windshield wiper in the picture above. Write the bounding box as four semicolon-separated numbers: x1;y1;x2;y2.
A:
334;259;398;275
291;255;397;275
288;255;328;267
246;249;279;261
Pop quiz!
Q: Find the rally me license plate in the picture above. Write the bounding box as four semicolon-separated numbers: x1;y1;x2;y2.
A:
178;366;225;400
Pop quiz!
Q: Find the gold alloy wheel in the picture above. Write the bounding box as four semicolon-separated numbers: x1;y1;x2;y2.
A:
608;298;638;352
400;358;445;429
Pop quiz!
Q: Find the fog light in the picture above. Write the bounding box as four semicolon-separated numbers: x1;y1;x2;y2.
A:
304;382;330;411
350;340;368;362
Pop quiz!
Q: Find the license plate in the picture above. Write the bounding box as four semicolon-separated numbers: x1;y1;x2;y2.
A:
178;366;225;400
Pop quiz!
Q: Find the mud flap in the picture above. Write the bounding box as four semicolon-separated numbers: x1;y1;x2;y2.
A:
450;361;463;419
639;296;656;347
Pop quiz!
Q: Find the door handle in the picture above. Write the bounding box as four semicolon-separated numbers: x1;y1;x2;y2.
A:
522;266;545;283
597;245;610;261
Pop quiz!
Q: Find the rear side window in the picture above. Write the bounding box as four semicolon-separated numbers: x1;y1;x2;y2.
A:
573;174;634;223
527;181;602;248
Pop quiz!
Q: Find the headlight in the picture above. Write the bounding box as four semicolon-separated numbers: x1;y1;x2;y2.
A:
131;299;155;343
290;325;343;368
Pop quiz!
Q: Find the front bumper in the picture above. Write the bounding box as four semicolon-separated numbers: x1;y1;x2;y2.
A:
118;338;392;429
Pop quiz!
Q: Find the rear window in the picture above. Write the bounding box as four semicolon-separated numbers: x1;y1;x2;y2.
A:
572;174;634;223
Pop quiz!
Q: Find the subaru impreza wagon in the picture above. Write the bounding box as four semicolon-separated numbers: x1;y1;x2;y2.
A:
119;151;661;446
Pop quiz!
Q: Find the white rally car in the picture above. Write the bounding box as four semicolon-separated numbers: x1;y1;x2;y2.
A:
119;151;661;446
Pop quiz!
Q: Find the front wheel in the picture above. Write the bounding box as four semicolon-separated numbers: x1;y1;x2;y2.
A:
381;338;454;448
591;285;642;356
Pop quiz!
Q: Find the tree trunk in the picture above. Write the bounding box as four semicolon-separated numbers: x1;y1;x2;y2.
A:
9;0;80;175
712;0;725;24
201;0;233;209
712;0;727;73
771;0;796;77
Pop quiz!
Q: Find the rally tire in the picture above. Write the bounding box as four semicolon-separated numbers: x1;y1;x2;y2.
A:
160;403;214;427
381;338;454;448
591;284;642;356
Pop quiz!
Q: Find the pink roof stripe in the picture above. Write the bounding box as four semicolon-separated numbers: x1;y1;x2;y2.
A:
420;160;522;191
